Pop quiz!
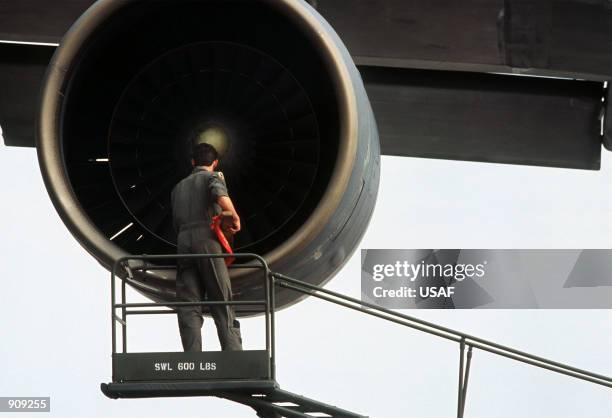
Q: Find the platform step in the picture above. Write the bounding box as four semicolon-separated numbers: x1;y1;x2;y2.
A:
222;388;368;418
101;379;278;399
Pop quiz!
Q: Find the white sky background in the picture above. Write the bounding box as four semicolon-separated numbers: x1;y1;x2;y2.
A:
1;140;612;418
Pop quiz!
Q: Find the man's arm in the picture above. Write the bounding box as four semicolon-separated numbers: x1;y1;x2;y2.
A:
209;171;240;233
217;196;241;233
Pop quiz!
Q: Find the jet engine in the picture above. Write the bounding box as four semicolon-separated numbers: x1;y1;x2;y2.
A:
36;0;380;313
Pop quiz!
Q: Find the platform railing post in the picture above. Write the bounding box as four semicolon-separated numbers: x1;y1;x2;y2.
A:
460;346;473;418
263;259;271;380
121;269;127;354
270;270;276;381
457;337;466;418
110;261;116;382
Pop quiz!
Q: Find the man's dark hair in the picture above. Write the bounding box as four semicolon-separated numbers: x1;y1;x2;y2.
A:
192;143;219;167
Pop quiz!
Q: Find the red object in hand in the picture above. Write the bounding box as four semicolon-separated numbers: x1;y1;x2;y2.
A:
211;214;235;266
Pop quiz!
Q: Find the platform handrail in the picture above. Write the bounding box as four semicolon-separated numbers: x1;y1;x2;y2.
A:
110;253;275;382
108;254;612;417
271;271;612;418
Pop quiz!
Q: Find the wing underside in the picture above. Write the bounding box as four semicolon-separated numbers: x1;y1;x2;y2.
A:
0;0;610;170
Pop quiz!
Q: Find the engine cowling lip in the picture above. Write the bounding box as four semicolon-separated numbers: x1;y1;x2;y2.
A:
37;0;128;269
258;0;359;267
37;0;359;282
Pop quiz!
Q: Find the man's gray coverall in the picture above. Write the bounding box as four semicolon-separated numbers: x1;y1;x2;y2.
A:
170;167;243;352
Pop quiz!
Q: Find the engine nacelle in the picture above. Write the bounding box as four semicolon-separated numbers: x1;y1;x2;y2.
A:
37;0;380;313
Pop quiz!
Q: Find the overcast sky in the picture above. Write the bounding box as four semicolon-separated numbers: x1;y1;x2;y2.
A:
1;139;612;418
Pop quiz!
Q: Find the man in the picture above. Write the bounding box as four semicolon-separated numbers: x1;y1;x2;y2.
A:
170;142;243;352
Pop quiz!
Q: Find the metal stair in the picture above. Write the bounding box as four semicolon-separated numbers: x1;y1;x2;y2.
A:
223;388;367;418
101;380;367;418
103;253;612;418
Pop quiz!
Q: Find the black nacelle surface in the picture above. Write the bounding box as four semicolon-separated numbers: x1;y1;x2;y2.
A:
37;0;380;314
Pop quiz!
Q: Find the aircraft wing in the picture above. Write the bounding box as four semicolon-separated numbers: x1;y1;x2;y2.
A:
0;0;91;44
0;43;54;147
0;0;91;147
1;0;610;169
